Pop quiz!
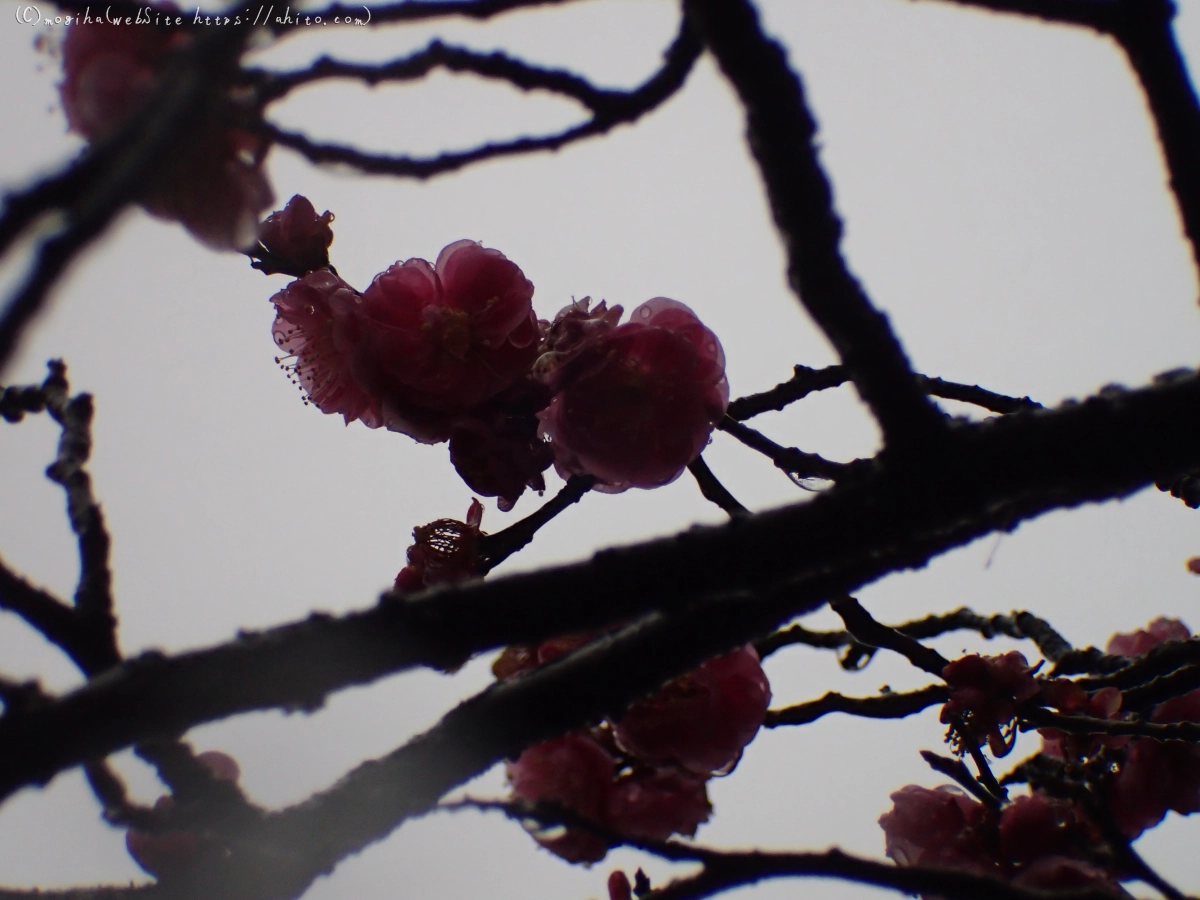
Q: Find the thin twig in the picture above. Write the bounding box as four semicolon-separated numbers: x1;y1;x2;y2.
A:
1020;708;1200;742
944;712;1008;802
765;685;949;727
726;365;1041;421
830;596;950;676
726;364;849;420
477;476;594;572
687;457;748;517
255;40;637;108
920;750;1002;809
263;19;700;180
717;416;849;480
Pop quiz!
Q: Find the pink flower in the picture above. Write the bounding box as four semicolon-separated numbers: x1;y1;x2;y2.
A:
940;652;1039;757
59;13;274;249
537;298;728;492
605;767;711;840
59;9;189;140
879;785;998;875
355;241;540;442
254;195;335;276
1109;687;1200;838
607;871;633;900
997;794;1098;866
1038;681;1125;760
394;500;484;592
270;269;383;428
447;379;555;511
613;645;770;776
140;126;274;251
1106;617;1192;658
507;734;616;864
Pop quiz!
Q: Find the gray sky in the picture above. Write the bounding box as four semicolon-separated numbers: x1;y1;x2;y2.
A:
3;0;1200;897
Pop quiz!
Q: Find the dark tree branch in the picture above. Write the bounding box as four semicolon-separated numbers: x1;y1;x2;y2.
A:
687;456;749;517
4;368;1200;803
726;364;849;420
255;40;640;109
717;416;851;481
263;19;701;180
1021;708;1200;742
944;711;1008;802
1157;469;1200;508
169;590;807;899
920;377;1044;415
915;0;1119;31
41;376;115;635
1117;662;1200;713
0;557;83;663
477;476;594;572
684;0;947;450
1;363;118;673
756;606;1071;666
726;365;1041;421
1071;638;1200;689
0;887;159;900
638;844;1116;900
1112;0;1200;279
921;750;1003;808
830;595;950;676
274;0;581;31
755;621;855;659
765;684;949;727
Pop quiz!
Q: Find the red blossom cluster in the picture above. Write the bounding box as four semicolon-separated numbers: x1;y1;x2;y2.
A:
265;199;727;510
1073;618;1200;838
940;651;1039;756
59;9;273;249
124;751;241;879
889;617;1200;894
879;787;1122;894
493;640;770;863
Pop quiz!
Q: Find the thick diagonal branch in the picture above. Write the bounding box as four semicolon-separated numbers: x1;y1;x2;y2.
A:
684;0;945;449
4;369;1200;802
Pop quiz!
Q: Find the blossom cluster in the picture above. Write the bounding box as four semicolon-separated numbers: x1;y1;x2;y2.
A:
881;617;1200;895
264;196;729;511
493;639;771;863
58;8;274;249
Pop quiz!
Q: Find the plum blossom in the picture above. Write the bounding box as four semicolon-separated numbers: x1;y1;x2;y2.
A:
613;645;770;776
880;786;1123;895
59;11;273;249
537;298;728;492
1106;617;1191;658
355;240;540;442
879;785;998;875
270;269;382;428
253;195;335;276
940;652;1039;757
507;734;616;864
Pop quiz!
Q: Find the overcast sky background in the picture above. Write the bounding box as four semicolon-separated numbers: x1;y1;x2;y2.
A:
3;0;1200;897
